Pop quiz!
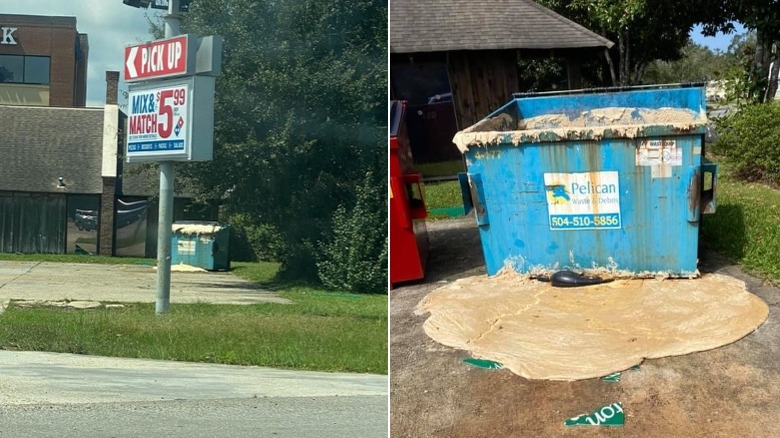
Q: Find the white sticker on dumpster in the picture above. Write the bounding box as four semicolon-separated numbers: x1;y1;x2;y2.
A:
636;139;682;166
178;240;195;255
544;171;621;230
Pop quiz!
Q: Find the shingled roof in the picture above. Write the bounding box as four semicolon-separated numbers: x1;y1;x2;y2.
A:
390;0;613;54
0;106;104;194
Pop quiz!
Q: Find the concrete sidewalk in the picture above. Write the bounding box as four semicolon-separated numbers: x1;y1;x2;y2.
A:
0;350;387;405
0;261;289;310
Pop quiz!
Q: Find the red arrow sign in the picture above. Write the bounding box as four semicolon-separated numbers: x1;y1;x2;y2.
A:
124;35;189;82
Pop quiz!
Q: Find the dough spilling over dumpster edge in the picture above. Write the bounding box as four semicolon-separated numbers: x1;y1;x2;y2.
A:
416;272;768;381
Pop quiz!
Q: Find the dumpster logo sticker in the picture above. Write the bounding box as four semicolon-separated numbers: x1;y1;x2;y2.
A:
544;171;621;230
545;184;570;204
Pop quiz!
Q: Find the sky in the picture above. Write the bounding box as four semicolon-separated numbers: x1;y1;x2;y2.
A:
691;23;747;53
3;1;161;107
2;2;749;107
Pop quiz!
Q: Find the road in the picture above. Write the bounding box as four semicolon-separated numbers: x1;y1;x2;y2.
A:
0;351;388;437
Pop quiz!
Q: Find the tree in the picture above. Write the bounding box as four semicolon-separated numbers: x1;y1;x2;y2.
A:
177;0;387;288
541;0;721;86
699;0;780;102
642;41;736;85
568;0;644;85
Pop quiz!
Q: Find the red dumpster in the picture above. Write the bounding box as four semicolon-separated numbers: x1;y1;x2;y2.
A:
390;100;429;286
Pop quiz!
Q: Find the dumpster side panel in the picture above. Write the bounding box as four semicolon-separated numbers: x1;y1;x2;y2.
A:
515;87;706;119
466;134;702;276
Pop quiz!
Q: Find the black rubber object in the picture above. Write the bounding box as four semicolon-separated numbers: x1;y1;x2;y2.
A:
550;270;611;287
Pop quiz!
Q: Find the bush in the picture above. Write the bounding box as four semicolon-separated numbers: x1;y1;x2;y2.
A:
227;213;285;262
712;102;780;185
317;171;388;294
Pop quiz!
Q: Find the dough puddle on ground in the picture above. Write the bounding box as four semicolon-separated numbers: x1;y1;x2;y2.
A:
416;272;768;381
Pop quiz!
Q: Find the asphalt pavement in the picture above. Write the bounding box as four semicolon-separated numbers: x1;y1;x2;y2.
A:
0;260;388;437
0;350;388;437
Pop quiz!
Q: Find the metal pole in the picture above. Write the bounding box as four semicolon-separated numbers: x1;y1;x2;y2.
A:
156;162;174;314
156;0;181;314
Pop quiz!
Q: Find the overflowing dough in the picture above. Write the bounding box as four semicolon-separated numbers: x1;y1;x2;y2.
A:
417;272;768;381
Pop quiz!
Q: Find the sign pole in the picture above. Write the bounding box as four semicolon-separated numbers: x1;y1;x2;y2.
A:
156;0;181;315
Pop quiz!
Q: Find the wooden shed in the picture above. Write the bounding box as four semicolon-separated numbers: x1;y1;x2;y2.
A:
390;0;614;162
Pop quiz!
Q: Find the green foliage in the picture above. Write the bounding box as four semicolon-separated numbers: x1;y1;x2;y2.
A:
518;58;568;92
719;33;764;106
178;0;387;285
317;172;388;294
541;0;710;85
642;41;736;84
712;102;780;185
226;213;284;262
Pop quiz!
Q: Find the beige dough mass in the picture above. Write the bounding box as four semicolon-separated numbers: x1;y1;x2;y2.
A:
416;272;768;381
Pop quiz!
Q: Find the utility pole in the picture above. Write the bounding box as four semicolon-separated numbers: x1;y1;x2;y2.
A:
156;0;181;314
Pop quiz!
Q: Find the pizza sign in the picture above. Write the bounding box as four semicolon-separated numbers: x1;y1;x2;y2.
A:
125;76;215;162
127;83;188;155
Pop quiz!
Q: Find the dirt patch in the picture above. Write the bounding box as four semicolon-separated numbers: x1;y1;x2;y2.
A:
391;218;780;437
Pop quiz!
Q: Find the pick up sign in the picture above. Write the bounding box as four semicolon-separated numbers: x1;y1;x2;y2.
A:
124;35;189;82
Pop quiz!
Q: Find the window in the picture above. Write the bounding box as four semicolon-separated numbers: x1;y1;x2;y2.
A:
0;55;23;83
0;55;50;85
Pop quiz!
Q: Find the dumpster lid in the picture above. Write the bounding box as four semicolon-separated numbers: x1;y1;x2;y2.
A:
172;221;226;235
453;84;708;153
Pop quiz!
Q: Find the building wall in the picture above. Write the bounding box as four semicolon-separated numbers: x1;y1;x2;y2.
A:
0;14;88;107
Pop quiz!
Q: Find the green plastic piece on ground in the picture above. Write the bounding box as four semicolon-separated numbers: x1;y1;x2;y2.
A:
462;358;503;369
602;365;640;382
564;402;624;427
429;206;465;217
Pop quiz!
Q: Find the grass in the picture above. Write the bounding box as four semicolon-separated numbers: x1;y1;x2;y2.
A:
415;160;464;178
0;259;388;374
0;253;155;265
700;157;780;281
424;180;463;219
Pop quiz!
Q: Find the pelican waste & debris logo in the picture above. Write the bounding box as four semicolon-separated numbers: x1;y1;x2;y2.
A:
543;171;621;231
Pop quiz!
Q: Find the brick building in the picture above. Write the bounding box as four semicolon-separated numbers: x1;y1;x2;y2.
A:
0;14;88;107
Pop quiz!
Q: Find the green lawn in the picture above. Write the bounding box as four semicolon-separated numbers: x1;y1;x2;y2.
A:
700;158;780;281
0;259;387;374
415;160;465;178
424;180;463;219
0;253;155;265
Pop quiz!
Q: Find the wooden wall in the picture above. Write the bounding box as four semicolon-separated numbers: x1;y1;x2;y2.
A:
447;50;520;130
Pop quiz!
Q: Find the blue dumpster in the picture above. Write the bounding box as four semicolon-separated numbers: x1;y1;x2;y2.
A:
171;221;230;270
453;85;717;277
